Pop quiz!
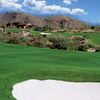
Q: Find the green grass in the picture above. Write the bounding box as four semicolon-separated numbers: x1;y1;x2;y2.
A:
30;29;40;35
88;33;100;45
0;42;100;100
6;28;22;33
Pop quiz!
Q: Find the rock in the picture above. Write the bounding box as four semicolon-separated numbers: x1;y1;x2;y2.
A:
87;48;96;52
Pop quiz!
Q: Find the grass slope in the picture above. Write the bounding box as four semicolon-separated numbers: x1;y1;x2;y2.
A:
88;33;100;45
0;43;100;100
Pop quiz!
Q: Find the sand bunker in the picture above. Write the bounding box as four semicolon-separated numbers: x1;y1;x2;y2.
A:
12;79;100;100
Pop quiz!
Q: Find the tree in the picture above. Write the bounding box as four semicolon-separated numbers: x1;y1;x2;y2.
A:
60;20;65;29
90;25;95;30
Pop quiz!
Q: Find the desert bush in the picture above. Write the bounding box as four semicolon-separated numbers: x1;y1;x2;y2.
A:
67;36;86;51
6;33;23;44
67;41;79;51
35;26;52;32
96;46;100;52
78;44;90;51
31;35;48;48
35;27;44;32
0;32;29;45
47;36;67;50
0;32;12;42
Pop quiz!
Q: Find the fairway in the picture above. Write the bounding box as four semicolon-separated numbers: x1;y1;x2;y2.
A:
0;43;100;100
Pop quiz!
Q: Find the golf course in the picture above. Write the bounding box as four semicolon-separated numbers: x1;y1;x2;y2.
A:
0;42;100;100
0;0;100;99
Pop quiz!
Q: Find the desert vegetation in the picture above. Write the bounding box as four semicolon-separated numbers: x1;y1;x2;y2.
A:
0;27;100;52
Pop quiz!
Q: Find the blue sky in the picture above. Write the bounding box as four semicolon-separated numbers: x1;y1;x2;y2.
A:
0;0;100;24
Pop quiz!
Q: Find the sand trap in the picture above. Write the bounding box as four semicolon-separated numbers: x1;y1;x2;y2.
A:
12;79;100;100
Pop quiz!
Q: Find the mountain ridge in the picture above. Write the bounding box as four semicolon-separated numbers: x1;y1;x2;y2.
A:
0;12;89;30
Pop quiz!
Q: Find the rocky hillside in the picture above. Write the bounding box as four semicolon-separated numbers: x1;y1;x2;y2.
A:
0;12;89;30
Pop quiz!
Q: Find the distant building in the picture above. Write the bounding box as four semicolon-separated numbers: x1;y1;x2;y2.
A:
26;23;32;28
10;22;38;29
16;24;26;29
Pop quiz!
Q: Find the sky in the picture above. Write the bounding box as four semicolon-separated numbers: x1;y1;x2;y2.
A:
0;0;100;24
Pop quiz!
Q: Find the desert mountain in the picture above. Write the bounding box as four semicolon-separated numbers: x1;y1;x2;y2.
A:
0;12;89;30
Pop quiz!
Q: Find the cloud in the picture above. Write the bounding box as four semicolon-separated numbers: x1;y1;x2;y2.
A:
0;0;88;15
41;5;71;14
98;20;100;23
0;0;22;11
72;8;88;15
23;0;46;8
63;0;77;5
23;0;87;15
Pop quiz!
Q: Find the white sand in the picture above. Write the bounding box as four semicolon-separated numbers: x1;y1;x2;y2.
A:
12;79;100;100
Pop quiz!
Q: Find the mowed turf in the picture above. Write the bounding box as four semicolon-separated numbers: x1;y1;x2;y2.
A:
88;33;100;45
0;43;100;100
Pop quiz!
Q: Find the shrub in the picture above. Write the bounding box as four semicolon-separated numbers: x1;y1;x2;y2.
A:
96;46;100;52
67;36;87;51
78;44;90;51
31;35;48;48
67;41;79;51
47;36;67;50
